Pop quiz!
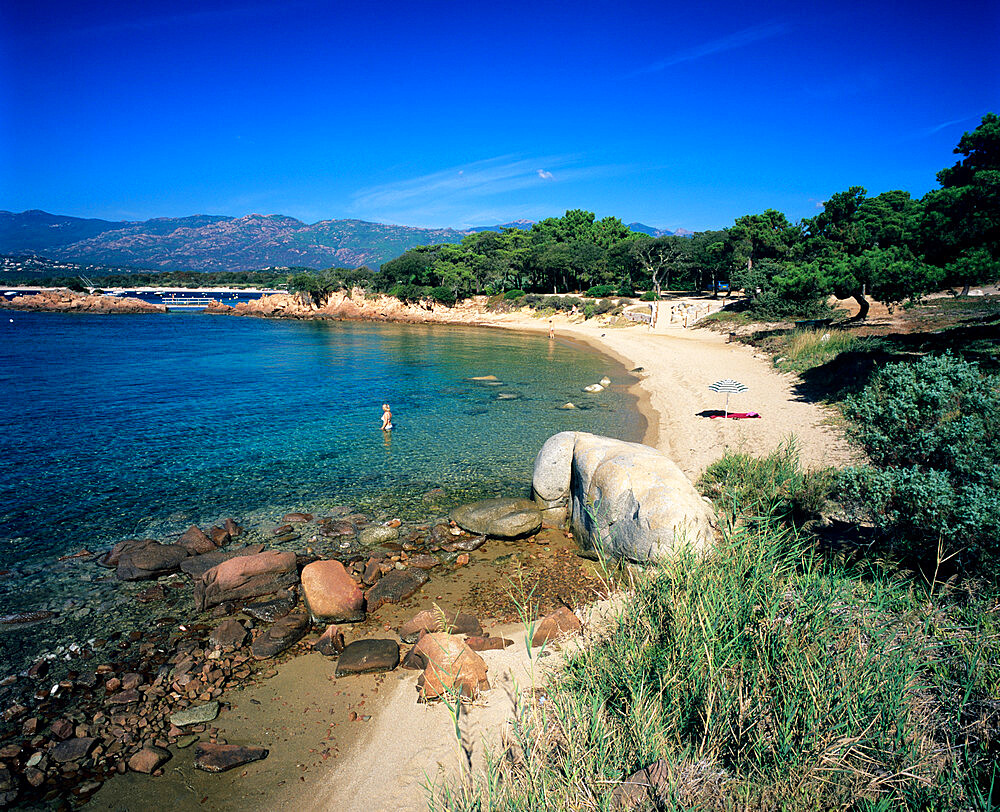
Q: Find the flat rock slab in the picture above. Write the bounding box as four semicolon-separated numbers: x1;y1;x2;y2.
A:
450;498;541;539
170;701;220;727
209;618;248;649
252;611;308;659
116;541;189;581
241;594;295;623
364;568;429;612
335;639;400;676
194;743;268;773
50;737;96;763
195;549;298;611
441;535;486;553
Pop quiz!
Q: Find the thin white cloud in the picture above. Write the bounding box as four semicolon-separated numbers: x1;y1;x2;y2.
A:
348;156;628;227
636;21;789;75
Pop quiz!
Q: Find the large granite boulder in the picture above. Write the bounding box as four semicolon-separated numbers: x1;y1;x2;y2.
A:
300;559;365;623
180;543;266;579
194;550;298;611
531;432;715;562
450;498;541;539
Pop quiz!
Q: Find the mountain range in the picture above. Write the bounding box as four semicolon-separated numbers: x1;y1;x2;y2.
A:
0;210;679;273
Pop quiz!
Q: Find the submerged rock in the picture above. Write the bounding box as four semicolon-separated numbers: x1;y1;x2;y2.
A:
177;526;216;555
241;594;295;623
208;619;248;649
359;525;399;547
128;745;171;774
450;498;541;539
116;541;188;581
194;743;268;773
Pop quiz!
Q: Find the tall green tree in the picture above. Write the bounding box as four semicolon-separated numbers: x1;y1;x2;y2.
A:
921;112;1000;294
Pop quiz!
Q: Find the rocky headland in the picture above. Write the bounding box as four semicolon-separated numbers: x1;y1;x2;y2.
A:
0;289;167;314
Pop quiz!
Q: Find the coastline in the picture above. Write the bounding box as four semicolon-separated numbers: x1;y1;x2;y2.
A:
26;297;855;811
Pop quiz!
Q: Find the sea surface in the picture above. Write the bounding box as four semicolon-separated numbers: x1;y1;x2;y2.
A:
0;311;641;672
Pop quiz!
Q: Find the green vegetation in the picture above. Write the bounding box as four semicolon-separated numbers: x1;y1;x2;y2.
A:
431;444;999;810
838;354;1000;565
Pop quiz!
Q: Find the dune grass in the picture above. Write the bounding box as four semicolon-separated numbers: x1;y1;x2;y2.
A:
428;448;1000;811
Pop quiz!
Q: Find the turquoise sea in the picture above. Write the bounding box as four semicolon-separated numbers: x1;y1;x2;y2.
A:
0;311;641;671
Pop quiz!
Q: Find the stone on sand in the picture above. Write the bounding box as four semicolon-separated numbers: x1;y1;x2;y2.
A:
252;611;309;659
414;633;490;701
531;606;582;647
335;639;400;676
364;568;429;612
194;743;268;773
301;559;366;623
398;610;482;644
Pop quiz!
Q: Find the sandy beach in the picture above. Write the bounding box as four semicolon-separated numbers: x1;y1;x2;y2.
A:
89;311;857;812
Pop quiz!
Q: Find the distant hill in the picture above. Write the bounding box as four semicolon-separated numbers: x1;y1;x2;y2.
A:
467;219;536;233
0;210;692;272
627;222;677;237
0;211;469;272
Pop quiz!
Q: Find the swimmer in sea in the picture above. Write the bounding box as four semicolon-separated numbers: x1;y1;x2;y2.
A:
380;403;393;431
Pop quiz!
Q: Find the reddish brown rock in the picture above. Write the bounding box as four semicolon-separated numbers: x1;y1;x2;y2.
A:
413;633;490;701
301;560;365;623
314;625;346;656
51;718;74;740
465;635;514;652
398;610;482;644
179;543;266;579
364;568;429;612
406;554;440;570
209;526;231;547
455;553;470;567
50;736;96;763
224;518;243;538
241;594;295;623
251;612;308;659
177;526;216;555
319;519;355;538
531;606;582;647
208;619;248;649
282;512;313;523
194;742;267;772
128;745;171;774
610;759;671;810
195;550;298;611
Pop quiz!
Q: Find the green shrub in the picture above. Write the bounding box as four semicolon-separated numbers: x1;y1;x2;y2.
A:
699;442;834;525
617;280;635;298
838;353;1000;563
582;303;595;319
428;286;456;305
504;289;527;300
592;299;615;316
388;283;429;303
640;290;658;301
585;284;616;298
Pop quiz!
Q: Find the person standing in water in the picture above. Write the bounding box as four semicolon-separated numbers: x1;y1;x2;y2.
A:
380;403;393;430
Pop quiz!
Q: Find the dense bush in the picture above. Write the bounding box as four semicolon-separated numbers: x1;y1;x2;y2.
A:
504;289;527;300
639;290;658;301
838;353;1000;563
429;286;456;305
585;283;617;298
388;283;429;303
616;280;635;297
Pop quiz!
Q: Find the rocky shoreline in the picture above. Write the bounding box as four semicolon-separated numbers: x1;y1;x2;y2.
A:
0;490;605;809
0;289;167;314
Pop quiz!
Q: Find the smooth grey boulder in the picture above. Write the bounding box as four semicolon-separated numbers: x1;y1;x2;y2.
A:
531;432;715;562
531;432;576;524
450;498;541;539
170;701;220;727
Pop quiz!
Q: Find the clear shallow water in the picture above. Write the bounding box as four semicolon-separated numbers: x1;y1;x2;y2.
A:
0;311;642;576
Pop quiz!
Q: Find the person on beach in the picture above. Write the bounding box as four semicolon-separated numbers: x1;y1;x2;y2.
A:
548;319;554;339
380;403;393;431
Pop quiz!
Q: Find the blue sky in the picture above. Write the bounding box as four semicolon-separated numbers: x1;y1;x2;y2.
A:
1;0;997;232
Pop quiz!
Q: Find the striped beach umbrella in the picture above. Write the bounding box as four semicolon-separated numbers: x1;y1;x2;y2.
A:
708;378;748;417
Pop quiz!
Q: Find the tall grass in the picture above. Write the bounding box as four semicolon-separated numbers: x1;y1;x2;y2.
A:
428;449;1000;811
776;328;860;373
